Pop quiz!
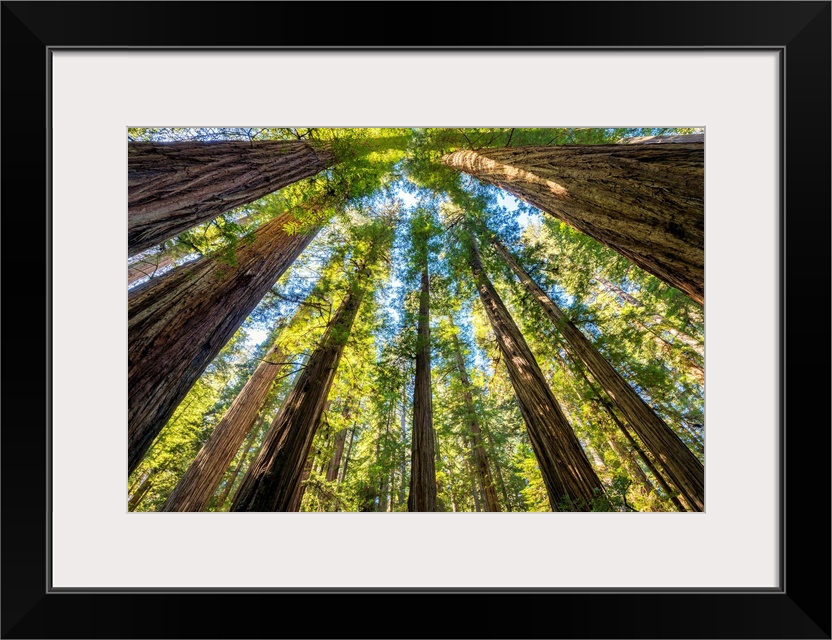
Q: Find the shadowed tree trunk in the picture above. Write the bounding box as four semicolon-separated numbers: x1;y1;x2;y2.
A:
128;212;319;475
443;140;704;305
466;231;604;511
407;261;437;512
288;452;316;512
160;340;288;512
488;236;704;511
231;241;381;512
449;322;501;512
128;140;335;255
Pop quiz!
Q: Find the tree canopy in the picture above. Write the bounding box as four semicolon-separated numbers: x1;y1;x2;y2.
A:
127;127;704;513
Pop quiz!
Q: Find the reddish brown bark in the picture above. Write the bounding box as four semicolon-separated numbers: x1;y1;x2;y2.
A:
128;140;335;255
449;324;501;512
467;233;604;511
213;422;261;510
128;212;319;474
231;254;377;512
443;142;704;305
160;342;287;512
489;237;704;511
407;263;437;512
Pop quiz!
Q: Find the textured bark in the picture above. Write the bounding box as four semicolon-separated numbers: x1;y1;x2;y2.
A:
231;263;373;512
128;140;335;255
467;234;603;511
483;425;513;511
407;263;437;512
288;453;316;512
490;237;704;511
214;422;261;510
326;428;348;482
160;342;287;512
128;212;319;474
450;327;501;512
443;143;704;305
618;134;704;145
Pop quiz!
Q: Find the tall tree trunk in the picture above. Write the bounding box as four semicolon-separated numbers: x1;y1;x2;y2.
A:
618;134;704;145
339;427;355;484
466;232;604;511
128;140;335;255
482;424;513;511
326;428;348;482
128;212;319;474
488;237;705;511
288;451;316;512
231;257;376;512
213;421;261;511
398;381;408;505
443;141;704;305
387;466;396;512
407;262;437;512
449;325;501;512
160;341;288;512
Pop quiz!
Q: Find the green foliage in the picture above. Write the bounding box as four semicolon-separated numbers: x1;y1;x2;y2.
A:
130;127;704;512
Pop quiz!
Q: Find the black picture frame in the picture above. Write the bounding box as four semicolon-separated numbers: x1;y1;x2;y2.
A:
2;2;829;638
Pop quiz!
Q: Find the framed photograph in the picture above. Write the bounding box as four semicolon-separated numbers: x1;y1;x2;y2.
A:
3;2;829;638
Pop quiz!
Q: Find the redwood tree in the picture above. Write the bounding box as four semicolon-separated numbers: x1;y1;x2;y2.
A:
128;140;335;255
442;140;704;305
159;340;288;512
465;230;604;511
449;322;501;512
128;212;319;474
407;251;437;511
231;224;389;511
487;235;704;511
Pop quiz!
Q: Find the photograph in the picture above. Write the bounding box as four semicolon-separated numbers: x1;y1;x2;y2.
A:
127;127;705;513
3;0;827;635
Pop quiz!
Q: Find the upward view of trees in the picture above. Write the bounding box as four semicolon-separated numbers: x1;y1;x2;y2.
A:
127;127;704;513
